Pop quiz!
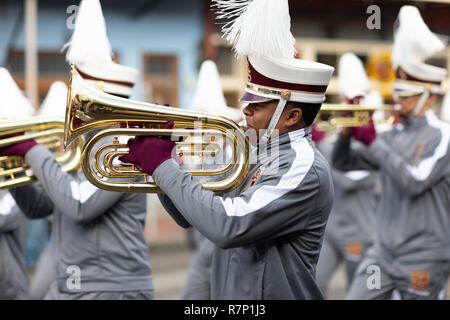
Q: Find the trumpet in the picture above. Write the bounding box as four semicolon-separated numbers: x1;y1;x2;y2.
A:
64;66;250;194
0;117;83;189
314;103;396;132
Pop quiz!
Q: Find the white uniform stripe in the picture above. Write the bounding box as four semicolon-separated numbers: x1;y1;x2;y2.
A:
0;193;16;216
406;110;450;181
344;170;370;181
70;181;98;203
220;129;314;217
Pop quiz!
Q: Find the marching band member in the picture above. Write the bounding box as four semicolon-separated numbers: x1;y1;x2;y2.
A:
1;0;153;299
120;0;335;299
333;6;450;300
315;53;380;297
0;68;34;300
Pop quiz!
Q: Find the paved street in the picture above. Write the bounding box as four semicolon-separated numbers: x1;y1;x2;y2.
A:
150;241;196;300
149;240;348;300
150;240;450;300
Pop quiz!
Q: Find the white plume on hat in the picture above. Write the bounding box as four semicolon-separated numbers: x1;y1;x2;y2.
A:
392;5;445;69
212;0;333;142
213;0;295;59
338;53;370;100
192;60;242;122
213;0;333;107
63;0;112;65
0;67;35;118
38;81;68;118
441;91;450;123
365;90;383;107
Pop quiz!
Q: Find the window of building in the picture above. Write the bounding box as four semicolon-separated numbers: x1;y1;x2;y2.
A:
143;54;179;107
5;50;70;103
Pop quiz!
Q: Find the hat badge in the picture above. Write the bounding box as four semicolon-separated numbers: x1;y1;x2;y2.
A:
96;80;105;91
281;89;291;100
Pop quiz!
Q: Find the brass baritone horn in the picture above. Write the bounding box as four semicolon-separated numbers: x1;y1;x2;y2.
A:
64;66;250;194
314;103;396;132
0;117;83;189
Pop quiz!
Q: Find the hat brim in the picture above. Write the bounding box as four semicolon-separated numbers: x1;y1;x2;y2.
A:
239;91;275;104
393;88;422;99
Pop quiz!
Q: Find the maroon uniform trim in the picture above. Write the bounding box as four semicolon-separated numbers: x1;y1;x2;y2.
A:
396;67;442;85
248;61;328;93
76;67;134;88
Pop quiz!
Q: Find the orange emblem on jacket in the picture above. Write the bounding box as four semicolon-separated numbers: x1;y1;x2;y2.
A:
250;166;263;187
346;242;363;256
410;270;430;291
239;166;263;195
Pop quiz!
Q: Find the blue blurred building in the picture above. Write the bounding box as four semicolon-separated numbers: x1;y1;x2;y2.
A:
0;0;205;108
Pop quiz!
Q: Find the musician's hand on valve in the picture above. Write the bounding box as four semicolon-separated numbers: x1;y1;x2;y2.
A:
0;139;38;157
119;121;181;176
351;119;377;146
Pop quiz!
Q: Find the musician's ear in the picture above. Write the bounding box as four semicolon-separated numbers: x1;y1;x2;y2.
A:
283;105;302;127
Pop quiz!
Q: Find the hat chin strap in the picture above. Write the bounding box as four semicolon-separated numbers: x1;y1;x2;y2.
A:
412;89;430;117
261;98;288;142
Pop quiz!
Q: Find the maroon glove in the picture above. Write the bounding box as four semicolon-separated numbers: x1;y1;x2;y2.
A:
352;119;377;146
119;122;181;176
311;125;325;144
0;139;38;158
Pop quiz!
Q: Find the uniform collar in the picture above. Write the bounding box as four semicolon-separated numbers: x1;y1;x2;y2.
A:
255;127;309;149
288;127;310;143
400;110;433;129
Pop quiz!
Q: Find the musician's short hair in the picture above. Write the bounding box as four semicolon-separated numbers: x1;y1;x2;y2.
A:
286;102;322;127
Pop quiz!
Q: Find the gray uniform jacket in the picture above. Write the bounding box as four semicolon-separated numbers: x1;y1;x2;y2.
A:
332;110;450;263
318;140;378;246
156;128;334;299
0;192;29;299
9;145;153;294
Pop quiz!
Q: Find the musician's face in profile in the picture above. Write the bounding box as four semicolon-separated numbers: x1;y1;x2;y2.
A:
395;93;436;117
242;100;304;143
396;94;420;117
243;101;276;131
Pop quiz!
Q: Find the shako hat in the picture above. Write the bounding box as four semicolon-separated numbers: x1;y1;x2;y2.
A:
63;0;139;98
